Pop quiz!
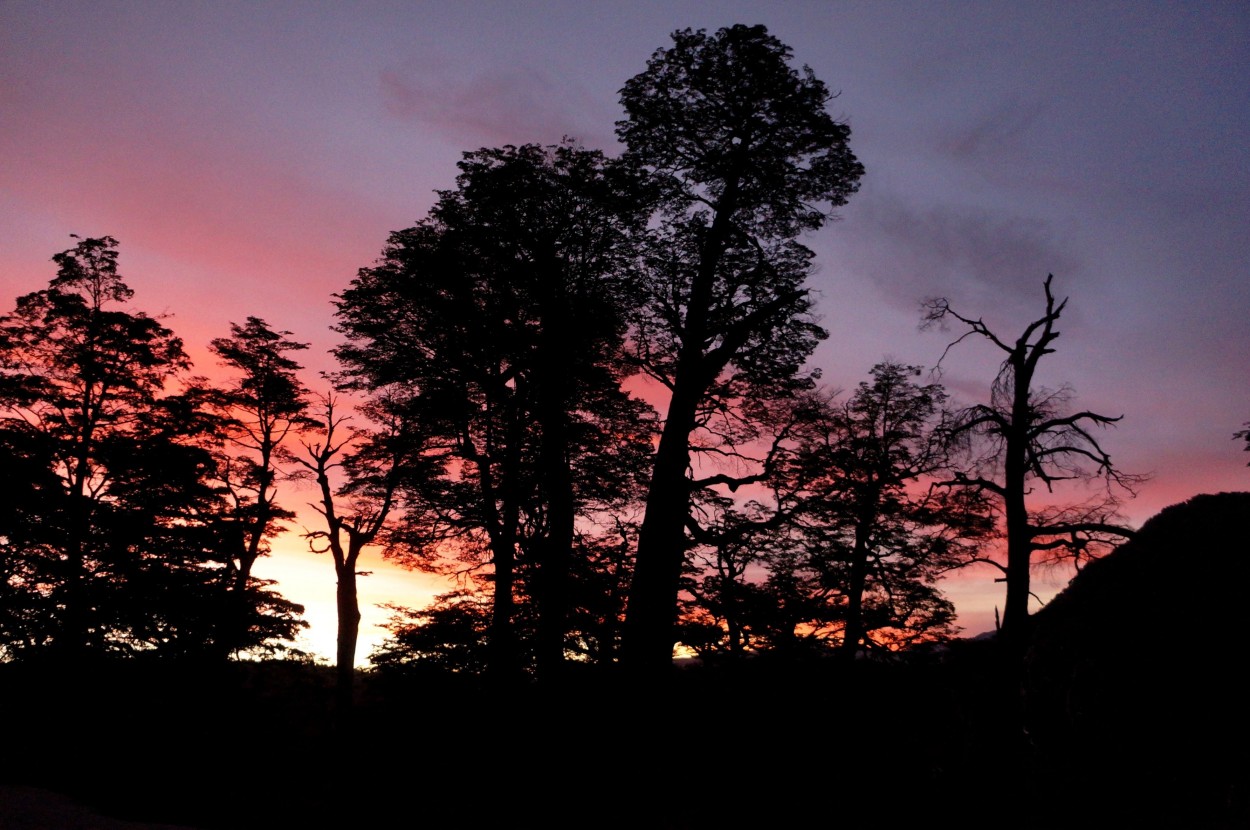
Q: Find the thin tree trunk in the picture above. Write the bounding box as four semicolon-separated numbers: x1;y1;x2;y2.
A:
335;560;361;719
840;528;872;661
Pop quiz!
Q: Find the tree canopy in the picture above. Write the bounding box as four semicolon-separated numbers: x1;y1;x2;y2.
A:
0;27;1154;690
778;363;992;657
334;142;656;679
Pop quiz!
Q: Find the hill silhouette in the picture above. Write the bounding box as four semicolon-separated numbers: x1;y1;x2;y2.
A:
1026;492;1250;825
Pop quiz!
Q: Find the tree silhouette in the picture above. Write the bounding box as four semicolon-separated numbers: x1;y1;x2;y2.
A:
674;366;990;659
209;316;314;655
1236;421;1250;463
371;589;492;676
0;236;303;659
296;392;436;715
335;143;654;680
617;24;864;673
779;364;992;658
923;274;1142;648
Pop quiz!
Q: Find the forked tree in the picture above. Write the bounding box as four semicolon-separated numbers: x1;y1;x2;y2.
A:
297;393;427;717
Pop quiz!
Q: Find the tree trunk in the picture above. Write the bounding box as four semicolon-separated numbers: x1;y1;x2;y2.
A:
489;537;518;681
622;172;741;677
335;561;361;718
1001;441;1033;649
1001;356;1035;650
622;384;699;674
534;279;575;682
534;444;574;680
61;429;94;662
840;527;872;661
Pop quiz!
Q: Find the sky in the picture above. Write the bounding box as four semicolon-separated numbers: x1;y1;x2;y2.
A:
2;1;1248;662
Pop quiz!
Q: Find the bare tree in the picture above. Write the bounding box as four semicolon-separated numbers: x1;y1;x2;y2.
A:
923;274;1144;648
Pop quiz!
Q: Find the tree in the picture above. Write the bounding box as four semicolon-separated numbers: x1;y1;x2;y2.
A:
923;275;1142;649
617;24;865;672
0;236;302;660
779;363;991;658
371;522;639;674
1235;422;1250;463
335;142;654;680
297;392;433;715
208;316;314;654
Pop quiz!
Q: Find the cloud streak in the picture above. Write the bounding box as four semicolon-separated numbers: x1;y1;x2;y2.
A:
831;187;1083;318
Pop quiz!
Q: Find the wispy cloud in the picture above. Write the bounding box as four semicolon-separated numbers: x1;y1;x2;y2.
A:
939;96;1046;164
379;60;612;150
838;188;1083;317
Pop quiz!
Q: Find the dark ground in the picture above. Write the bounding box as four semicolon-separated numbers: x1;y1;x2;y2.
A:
1;643;1244;830
6;494;1248;828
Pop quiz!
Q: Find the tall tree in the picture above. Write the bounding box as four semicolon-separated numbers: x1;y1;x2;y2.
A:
617;24;864;672
335;142;654;680
208;317;313;654
209;317;312;591
923;275;1141;649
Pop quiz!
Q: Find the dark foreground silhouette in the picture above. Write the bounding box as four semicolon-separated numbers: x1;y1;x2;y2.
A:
2;494;1246;829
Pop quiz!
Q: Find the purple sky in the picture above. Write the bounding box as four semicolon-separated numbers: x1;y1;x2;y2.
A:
3;2;1247;659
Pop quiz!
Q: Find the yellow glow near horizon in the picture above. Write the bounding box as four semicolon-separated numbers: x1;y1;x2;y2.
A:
253;533;448;667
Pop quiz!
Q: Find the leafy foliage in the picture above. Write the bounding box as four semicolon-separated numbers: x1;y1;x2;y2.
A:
777;363;992;655
208;316;314;652
336;143;656;677
675;364;991;658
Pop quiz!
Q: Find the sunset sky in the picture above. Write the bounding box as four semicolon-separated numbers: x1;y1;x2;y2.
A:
3;1;1247;662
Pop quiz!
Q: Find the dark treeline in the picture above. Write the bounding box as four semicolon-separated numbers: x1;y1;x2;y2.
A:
3;22;1246;829
0;235;308;663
